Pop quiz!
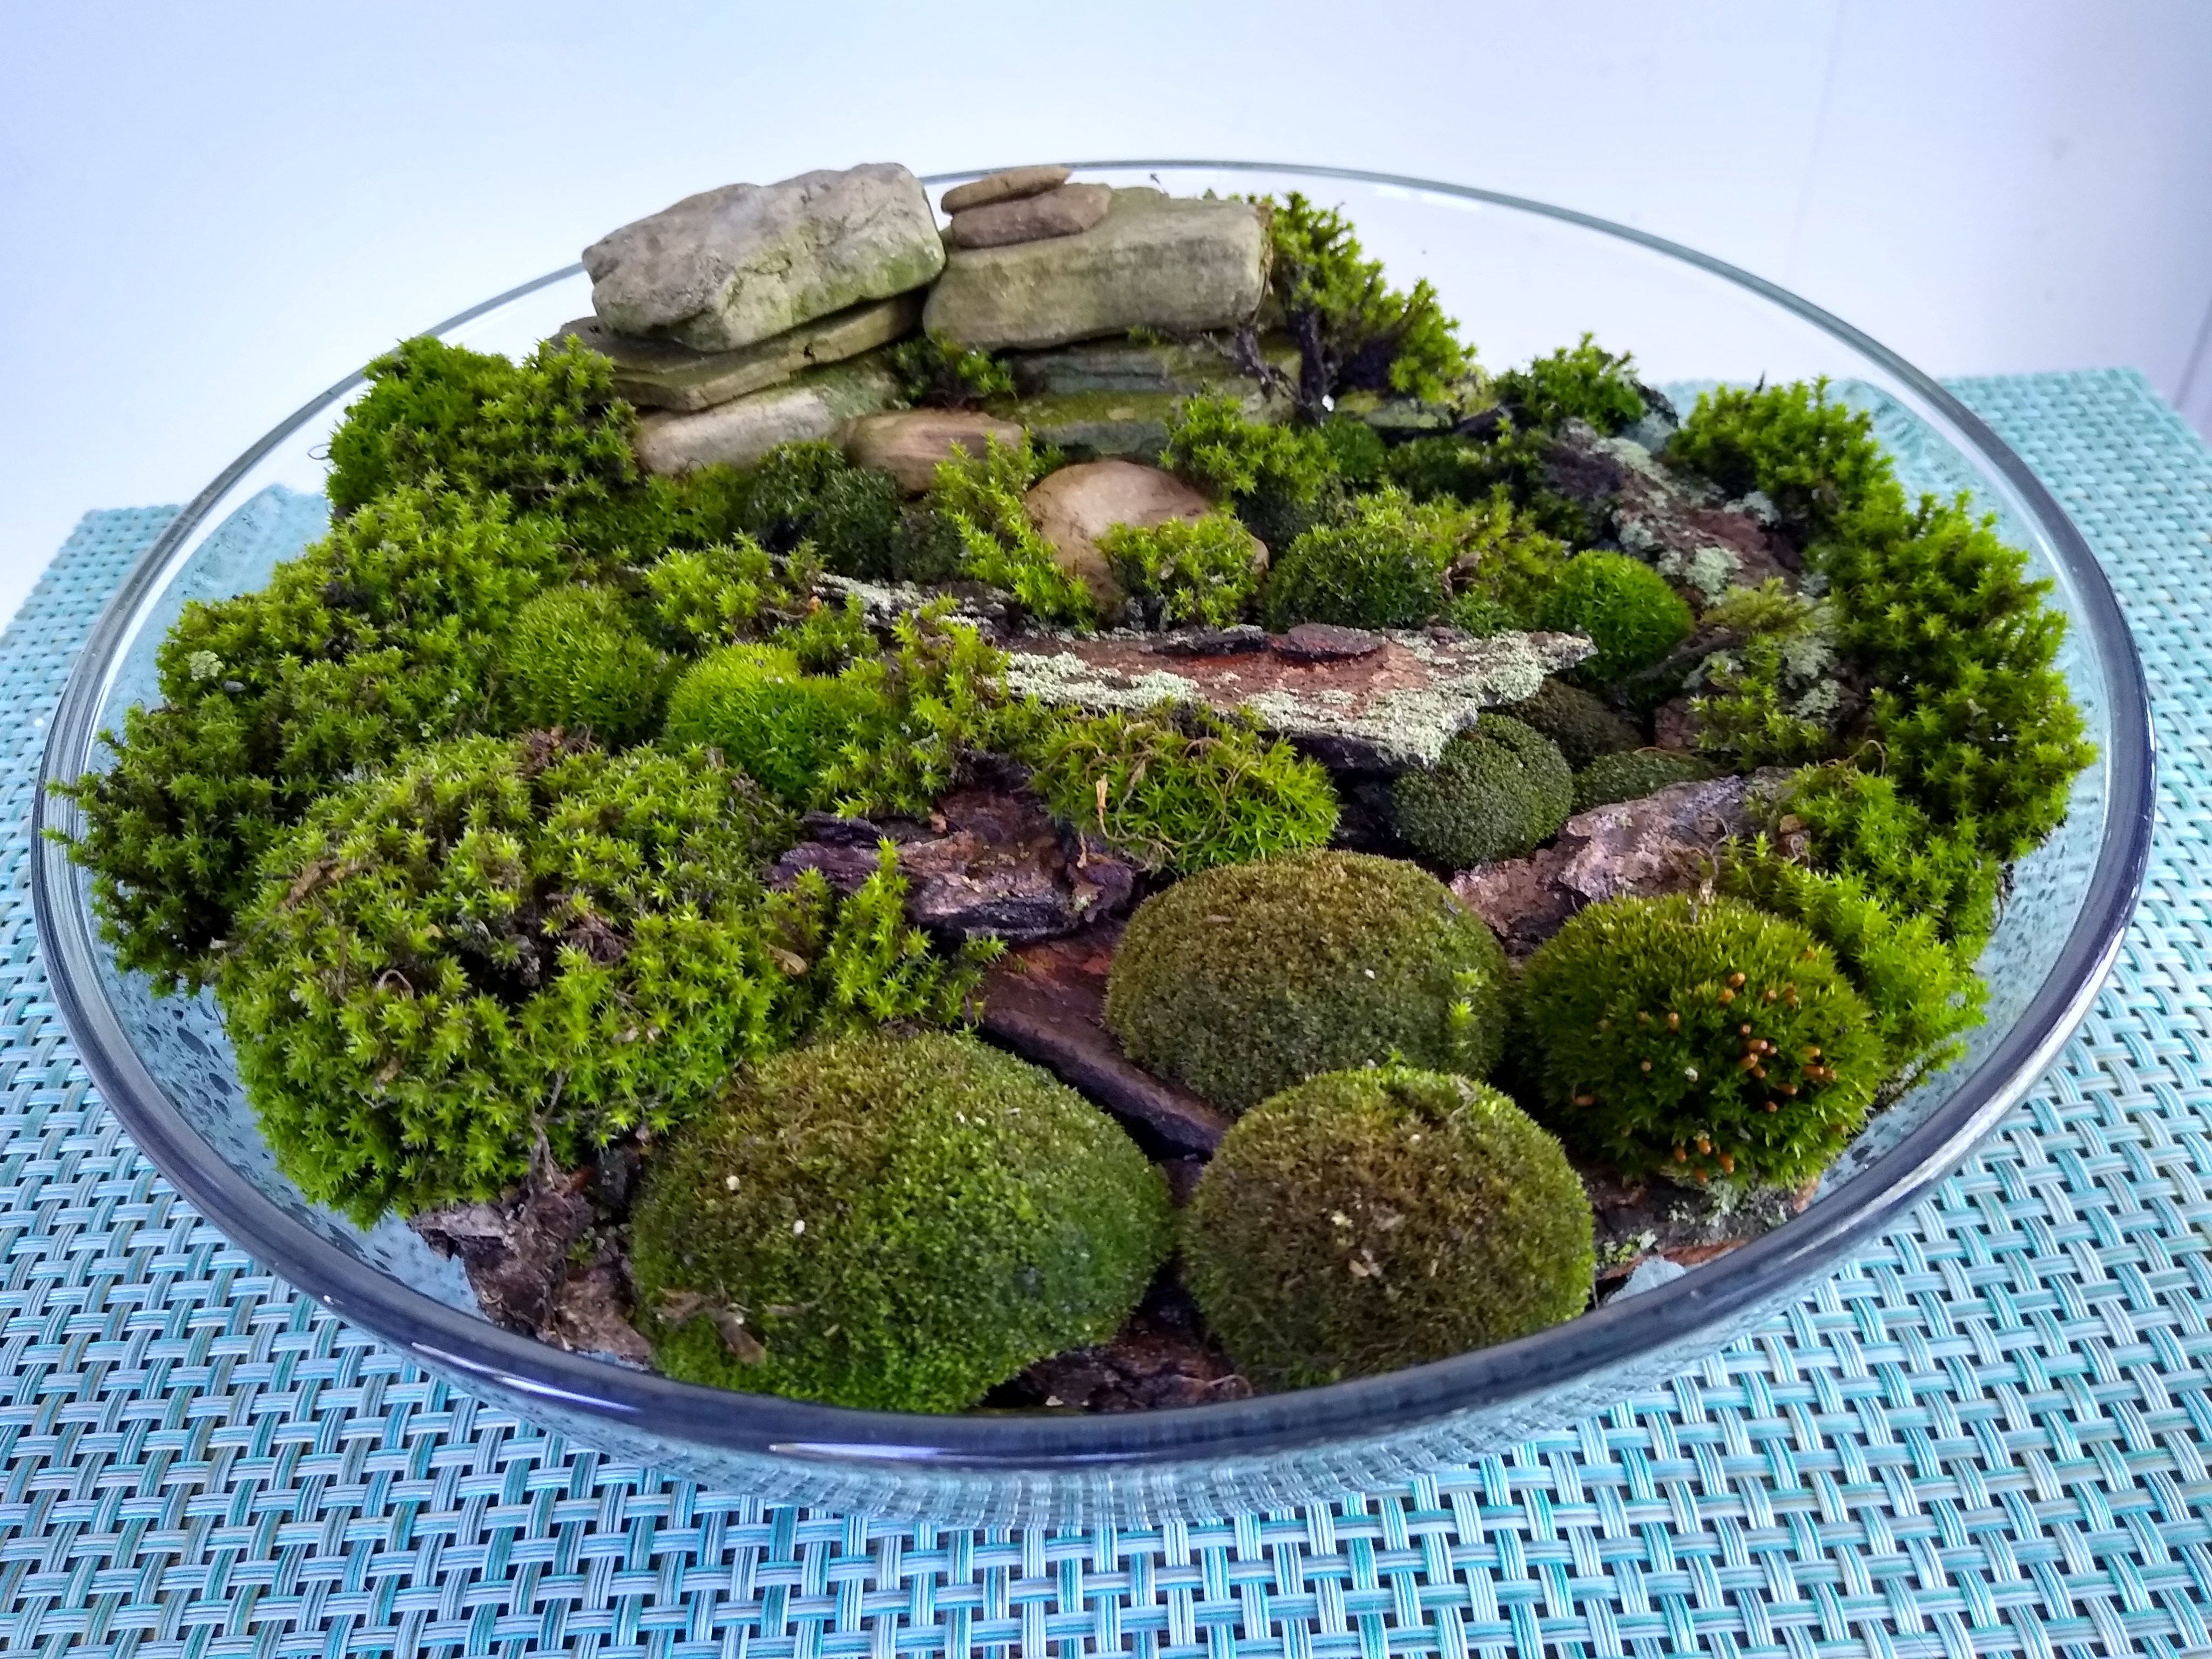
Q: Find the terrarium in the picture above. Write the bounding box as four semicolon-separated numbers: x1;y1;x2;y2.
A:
33;162;2150;1523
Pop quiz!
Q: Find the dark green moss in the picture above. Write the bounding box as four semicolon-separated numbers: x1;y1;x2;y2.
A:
1519;893;1885;1186
630;1031;1171;1412
889;333;1015;408
1500;678;1640;769
1183;1067;1594;1390
1572;750;1715;813
1260;488;1460;630
1535;553;1694;685
738;441;902;580
1393;714;1573;867
1104;850;1510;1113
499;585;668;746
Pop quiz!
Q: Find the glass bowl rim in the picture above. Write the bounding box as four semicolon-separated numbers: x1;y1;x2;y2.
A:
31;160;2156;1475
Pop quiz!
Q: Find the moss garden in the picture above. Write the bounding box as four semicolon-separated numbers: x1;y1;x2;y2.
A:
58;163;2094;1415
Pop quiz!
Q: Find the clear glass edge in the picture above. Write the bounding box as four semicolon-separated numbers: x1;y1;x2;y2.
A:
29;161;2157;1479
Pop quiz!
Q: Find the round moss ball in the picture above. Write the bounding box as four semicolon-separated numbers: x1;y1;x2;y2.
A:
631;1031;1172;1413
1519;893;1885;1186
1573;749;1716;812
1104;850;1510;1114
662;643;885;809
500;584;667;745
1183;1067;1595;1390
1500;677;1640;769
1536;552;1694;685
1393;713;1573;868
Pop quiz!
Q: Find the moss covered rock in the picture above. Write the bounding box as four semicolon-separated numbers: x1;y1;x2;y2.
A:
1104;850;1509;1113
1500;677;1640;769
631;1031;1172;1412
1573;749;1716;813
1536;552;1694;685
1392;713;1573;868
1183;1067;1594;1389
663;643;885;810
500;585;668;746
1519;893;1885;1185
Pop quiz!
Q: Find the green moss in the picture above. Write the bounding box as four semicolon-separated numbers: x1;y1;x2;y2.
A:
640;534;825;653
1494;335;1645;435
1104;850;1510;1113
325;335;639;519
1775;765;1999;948
1319;416;1387;485
1260;488;1459;630
1183;1067;1594;1389
1719;844;1986;1095
1499;677;1640;769
1097;512;1264;629
1437;488;1575;618
1573;750;1716;812
1519;894;1885;1186
630;1031;1171;1412
773;845;1002;1036
59;487;571;989
556;464;753;567
1535;553;1694;685
1688;583;1843;769
1258;193;1472;407
1024;703;1338;874
499;585;668;746
1668;378;1891;537
736;441;902;579
889;333;1015;408
1160;393;1338;551
929;433;1096;627
1393;714;1573;867
662;644;887;810
214;736;801;1222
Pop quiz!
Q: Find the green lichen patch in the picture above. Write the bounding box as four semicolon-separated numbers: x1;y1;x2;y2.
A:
1393;713;1573;867
1183;1067;1594;1390
1105;849;1509;1113
630;1031;1171;1412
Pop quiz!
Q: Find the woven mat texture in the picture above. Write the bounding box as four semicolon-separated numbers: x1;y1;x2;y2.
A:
3;370;2210;1658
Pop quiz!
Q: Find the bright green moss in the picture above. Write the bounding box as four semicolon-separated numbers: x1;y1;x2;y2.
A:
1689;583;1844;769
630;1031;1171;1412
1025;703;1338;874
1720;844;1986;1095
1776;764;1999;948
1104;850;1510;1114
215;736;800;1222
929;434;1095;627
1259;193;1472;407
1320;415;1388;485
1494;335;1645;435
1535;553;1694;685
640;535;825;653
1499;677;1640;769
738;441;902;579
1573;750;1716;813
1393;714;1573;867
889;333;1015;407
1183;1067;1594;1390
59;487;571;989
662;644;887;810
1519;894;1885;1186
1668;377;1890;535
1097;512;1264;629
1160;393;1338;551
326;335;640;519
499;585;668;746
1260;488;1461;631
1437;488;1575;618
774;845;1003;1037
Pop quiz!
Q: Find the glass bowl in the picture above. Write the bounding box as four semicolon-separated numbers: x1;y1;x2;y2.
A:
32;163;2154;1526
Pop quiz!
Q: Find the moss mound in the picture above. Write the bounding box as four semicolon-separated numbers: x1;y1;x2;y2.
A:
1105;850;1509;1113
663;643;885;810
1260;489;1460;631
1519;894;1885;1186
1500;677;1640;769
631;1031;1172;1412
500;584;667;746
1184;1067;1594;1389
1393;714;1573;867
1536;552;1694;685
738;441;902;579
1572;749;1715;812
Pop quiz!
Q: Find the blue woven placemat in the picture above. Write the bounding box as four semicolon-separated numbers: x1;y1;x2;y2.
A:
3;371;2210;1658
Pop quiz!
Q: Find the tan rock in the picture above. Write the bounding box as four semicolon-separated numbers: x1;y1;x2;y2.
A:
949;183;1112;249
551;292;922;413
1022;461;1217;611
840;409;1027;494
633;354;900;475
941;165;1071;214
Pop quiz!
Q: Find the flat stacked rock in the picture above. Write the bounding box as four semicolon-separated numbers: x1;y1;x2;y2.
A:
552;294;921;413
941;166;1112;251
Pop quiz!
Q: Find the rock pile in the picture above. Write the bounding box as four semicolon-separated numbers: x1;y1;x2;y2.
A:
940;165;1110;249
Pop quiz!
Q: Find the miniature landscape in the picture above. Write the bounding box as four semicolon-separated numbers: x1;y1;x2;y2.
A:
60;162;2095;1414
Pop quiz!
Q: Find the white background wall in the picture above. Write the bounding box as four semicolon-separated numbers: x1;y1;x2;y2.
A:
3;1;2208;626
